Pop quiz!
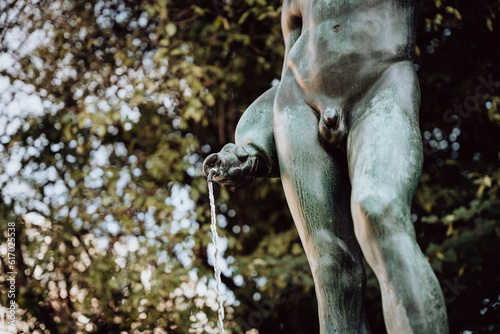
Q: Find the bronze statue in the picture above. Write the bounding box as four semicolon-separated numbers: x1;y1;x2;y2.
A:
204;0;449;332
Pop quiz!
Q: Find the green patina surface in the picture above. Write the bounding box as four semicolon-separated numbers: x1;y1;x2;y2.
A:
204;0;449;333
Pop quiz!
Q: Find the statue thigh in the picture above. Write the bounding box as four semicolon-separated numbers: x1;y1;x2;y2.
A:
347;63;448;332
347;62;423;275
273;81;370;333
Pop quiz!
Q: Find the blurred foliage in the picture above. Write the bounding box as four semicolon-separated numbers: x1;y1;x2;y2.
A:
0;0;499;333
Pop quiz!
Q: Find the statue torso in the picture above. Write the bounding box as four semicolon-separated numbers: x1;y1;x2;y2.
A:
281;0;420;112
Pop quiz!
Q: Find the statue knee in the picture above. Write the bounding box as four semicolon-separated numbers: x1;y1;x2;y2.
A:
351;192;408;244
351;192;417;270
308;236;364;285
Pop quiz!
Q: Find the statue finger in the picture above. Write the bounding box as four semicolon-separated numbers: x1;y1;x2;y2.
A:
220;150;239;164
228;158;253;178
221;143;237;153
203;153;221;176
234;145;250;161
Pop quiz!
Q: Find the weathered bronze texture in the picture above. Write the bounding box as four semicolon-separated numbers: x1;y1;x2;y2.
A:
204;0;449;332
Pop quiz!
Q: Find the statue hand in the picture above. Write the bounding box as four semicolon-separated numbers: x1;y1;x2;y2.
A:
203;143;261;191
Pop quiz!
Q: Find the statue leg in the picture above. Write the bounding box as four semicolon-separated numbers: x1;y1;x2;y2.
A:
347;62;449;333
274;81;371;334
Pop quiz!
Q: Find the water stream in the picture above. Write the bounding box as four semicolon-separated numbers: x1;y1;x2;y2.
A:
208;168;225;334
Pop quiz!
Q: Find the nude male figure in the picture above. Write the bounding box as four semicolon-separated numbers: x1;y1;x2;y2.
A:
204;0;449;332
